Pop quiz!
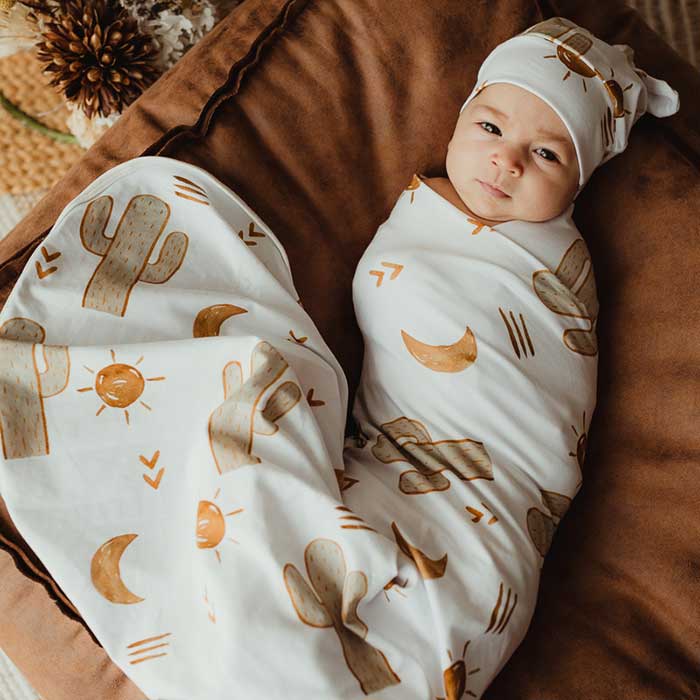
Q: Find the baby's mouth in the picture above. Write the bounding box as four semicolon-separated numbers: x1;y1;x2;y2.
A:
477;180;510;198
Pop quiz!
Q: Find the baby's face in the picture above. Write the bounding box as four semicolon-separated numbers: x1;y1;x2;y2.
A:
446;82;580;224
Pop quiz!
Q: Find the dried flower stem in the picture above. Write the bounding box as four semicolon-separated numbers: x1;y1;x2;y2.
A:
0;88;77;143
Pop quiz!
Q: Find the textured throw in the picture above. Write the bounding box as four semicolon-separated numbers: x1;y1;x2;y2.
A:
0;157;598;699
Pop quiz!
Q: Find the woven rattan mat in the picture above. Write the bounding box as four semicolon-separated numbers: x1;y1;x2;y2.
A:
0;50;82;193
0;49;84;239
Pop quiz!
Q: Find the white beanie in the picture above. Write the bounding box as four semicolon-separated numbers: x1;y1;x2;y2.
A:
459;17;681;197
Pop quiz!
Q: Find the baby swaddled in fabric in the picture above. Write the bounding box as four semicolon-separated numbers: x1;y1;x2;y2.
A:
0;16;680;700
343;16;679;695
343;170;598;693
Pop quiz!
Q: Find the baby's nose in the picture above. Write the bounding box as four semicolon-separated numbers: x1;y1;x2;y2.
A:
491;145;524;176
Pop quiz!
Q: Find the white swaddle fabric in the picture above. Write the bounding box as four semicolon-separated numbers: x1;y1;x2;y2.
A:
342;172;599;695
0;157;597;699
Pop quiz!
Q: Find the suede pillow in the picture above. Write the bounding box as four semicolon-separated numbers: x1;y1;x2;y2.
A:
0;0;698;698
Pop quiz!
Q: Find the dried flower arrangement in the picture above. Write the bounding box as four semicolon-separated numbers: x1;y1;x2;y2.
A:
0;0;222;147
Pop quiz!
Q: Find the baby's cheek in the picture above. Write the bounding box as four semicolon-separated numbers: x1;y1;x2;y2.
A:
445;153;471;188
512;180;560;222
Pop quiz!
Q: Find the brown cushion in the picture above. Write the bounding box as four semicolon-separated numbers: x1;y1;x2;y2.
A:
1;0;699;697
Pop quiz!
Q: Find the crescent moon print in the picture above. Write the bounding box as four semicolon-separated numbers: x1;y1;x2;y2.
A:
193;304;248;337
401;326;477;372
91;533;145;604
390;521;448;579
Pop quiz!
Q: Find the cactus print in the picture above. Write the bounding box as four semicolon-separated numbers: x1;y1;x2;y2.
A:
0;317;70;459
81;194;189;317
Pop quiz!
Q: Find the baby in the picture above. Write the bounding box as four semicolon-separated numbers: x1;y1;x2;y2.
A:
342;15;681;699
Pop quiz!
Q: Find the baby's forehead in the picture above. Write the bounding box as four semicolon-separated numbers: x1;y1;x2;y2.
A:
468;85;574;142
470;83;544;113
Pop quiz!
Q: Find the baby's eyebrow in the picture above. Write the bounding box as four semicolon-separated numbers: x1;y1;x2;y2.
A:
475;104;573;149
533;128;573;147
475;104;510;121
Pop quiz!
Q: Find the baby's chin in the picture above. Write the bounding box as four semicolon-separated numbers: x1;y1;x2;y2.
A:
463;182;515;223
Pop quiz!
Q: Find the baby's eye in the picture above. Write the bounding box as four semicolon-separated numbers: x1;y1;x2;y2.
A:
536;147;559;163
478;121;500;135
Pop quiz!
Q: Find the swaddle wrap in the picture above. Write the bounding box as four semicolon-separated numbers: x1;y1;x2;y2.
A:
343;173;598;694
0;157;598;699
460;16;681;195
